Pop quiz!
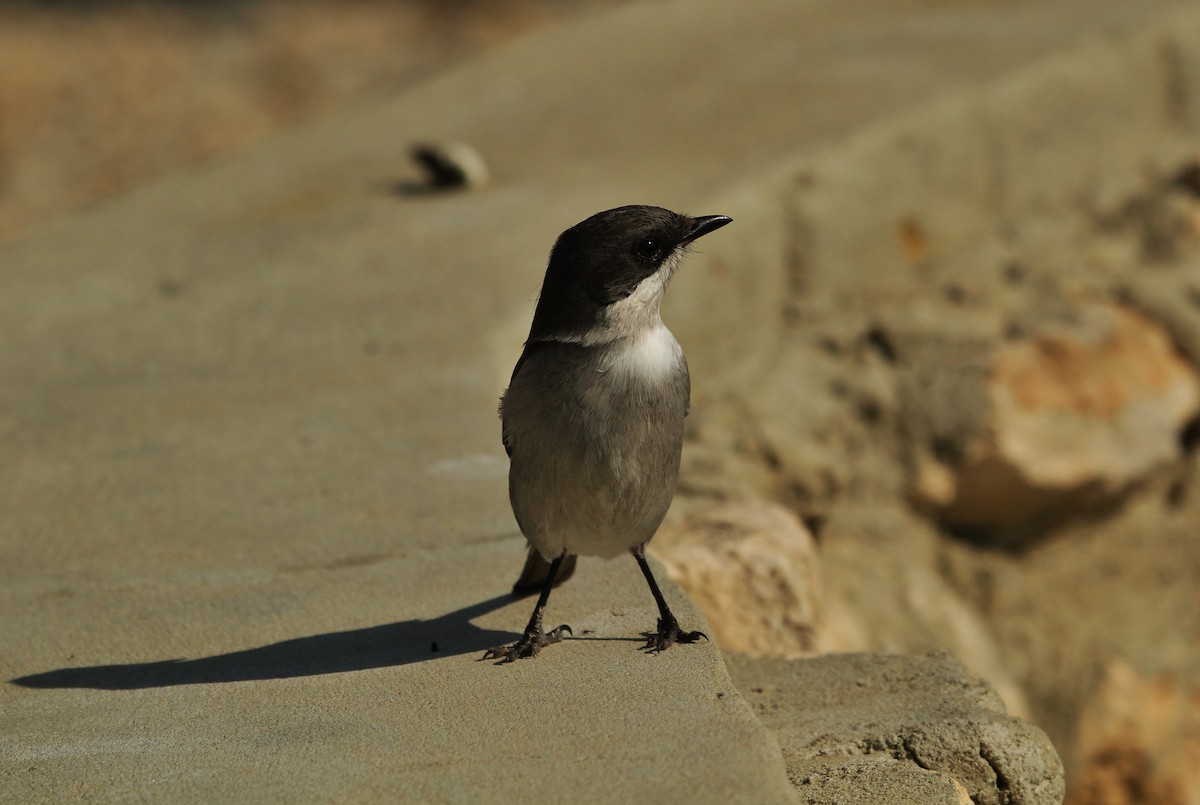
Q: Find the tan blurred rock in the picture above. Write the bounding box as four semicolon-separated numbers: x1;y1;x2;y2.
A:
911;454;960;509
1066;661;1200;805
651;502;823;658
933;303;1200;544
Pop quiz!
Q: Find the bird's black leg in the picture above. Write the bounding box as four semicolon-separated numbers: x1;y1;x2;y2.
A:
482;554;572;664
632;544;708;653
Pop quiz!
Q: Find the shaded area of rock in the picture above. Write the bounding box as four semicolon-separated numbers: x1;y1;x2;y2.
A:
818;505;1034;719
937;485;1200;765
727;652;1065;805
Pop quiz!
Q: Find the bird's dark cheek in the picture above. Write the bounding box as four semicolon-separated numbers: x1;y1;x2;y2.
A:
584;274;632;306
616;263;663;302
604;276;648;305
584;277;617;306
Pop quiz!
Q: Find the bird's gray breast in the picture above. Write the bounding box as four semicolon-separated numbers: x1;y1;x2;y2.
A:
501;327;690;558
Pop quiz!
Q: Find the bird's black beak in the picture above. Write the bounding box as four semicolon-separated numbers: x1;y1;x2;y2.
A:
682;215;733;246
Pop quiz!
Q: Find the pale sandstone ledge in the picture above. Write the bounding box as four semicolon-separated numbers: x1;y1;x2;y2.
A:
4;0;1199;801
6;548;797;803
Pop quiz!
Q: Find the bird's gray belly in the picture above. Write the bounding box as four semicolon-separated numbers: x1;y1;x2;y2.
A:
505;361;686;559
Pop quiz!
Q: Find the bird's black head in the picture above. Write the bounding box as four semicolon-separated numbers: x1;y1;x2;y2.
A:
527;205;731;342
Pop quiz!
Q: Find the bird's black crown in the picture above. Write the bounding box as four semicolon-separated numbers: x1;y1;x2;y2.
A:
527;205;730;341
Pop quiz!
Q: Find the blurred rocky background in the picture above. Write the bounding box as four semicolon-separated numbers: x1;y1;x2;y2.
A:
653;45;1200;805
0;0;620;240
4;1;1198;803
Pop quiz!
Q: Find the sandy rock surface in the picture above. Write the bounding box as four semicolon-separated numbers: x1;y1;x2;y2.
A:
6;547;794;803
727;652;1065;805
791;755;975;805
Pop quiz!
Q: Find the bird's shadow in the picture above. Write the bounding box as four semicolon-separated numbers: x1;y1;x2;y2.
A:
10;595;521;691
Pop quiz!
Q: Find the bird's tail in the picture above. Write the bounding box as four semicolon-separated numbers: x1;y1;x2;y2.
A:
512;549;577;596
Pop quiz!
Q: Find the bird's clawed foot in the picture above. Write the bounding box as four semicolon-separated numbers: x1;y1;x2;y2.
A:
642;615;708;654
482;624;572;664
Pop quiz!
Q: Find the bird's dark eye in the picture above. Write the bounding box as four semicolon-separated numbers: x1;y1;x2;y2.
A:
633;238;662;261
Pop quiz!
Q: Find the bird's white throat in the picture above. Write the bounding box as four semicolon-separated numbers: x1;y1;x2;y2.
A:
606;323;682;381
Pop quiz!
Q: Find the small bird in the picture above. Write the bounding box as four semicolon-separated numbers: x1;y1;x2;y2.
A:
484;205;732;663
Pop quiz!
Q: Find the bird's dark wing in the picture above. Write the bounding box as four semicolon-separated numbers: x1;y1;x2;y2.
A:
500;342;543;458
683;356;692;416
500;341;580;593
501;340;575;456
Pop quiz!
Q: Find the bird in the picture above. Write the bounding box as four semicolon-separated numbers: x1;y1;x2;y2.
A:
483;205;732;664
